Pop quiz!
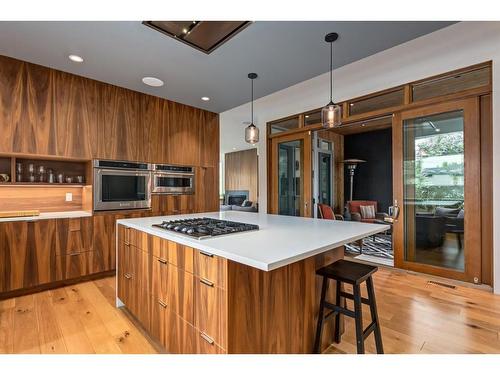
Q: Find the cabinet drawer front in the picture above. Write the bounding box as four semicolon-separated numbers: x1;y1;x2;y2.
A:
55;250;94;281
135;249;151;331
168;241;194;273
129;227;148;251
150;235;168;260
166;312;196;354
194;250;226;289
151;256;169;303
196;331;225;354
117;224;129;244
168;265;194;324
150;295;169;345
56;218;93;255
195;276;226;348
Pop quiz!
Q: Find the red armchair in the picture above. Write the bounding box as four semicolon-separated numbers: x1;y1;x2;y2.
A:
318;204;344;221
347;200;388;223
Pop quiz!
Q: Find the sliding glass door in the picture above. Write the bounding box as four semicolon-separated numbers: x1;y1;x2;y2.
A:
393;98;481;282
270;132;312;217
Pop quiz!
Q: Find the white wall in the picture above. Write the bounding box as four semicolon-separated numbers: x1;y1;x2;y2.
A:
220;21;500;293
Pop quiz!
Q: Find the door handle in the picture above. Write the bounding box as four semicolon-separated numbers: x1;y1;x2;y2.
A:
200;278;214;287
200;332;215;345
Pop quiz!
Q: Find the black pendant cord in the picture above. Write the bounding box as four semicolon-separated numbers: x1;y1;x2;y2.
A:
251;77;254;125
330;41;333;103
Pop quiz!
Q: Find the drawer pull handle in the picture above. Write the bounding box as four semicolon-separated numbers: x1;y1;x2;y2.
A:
199;251;214;258
158;258;167;264
158;300;167;308
124;273;132;279
200;278;214;287
124;241;130;246
200;332;214;345
68;252;80;256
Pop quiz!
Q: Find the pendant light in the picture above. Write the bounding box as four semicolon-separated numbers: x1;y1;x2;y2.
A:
321;32;342;129
245;73;259;144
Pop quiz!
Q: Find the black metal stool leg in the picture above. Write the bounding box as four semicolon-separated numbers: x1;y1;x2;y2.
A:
313;276;329;353
334;280;342;343
353;284;365;354
366;276;384;354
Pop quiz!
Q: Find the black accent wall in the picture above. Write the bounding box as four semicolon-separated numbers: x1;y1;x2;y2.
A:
344;128;393;213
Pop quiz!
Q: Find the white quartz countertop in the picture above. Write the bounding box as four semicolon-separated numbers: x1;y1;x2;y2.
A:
0;210;92;223
117;211;390;271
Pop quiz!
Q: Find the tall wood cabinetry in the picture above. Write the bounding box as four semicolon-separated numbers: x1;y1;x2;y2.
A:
118;225;226;354
0;54;220;169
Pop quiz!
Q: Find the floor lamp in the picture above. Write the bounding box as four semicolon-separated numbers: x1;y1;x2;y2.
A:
341;159;366;202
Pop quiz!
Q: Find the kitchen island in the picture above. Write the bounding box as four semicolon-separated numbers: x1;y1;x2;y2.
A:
116;211;389;354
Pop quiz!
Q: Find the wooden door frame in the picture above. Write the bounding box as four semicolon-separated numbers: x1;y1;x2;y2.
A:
392;97;481;283
268;131;312;216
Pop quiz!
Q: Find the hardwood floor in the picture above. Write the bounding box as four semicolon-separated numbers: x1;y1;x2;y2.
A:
326;267;500;354
0;277;158;354
1;267;499;354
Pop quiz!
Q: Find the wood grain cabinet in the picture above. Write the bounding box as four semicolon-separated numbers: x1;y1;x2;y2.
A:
56;217;93;255
55;251;95;281
0;54;220;173
117;224;151;330
168;265;194;325
194;276;225;349
0;220;57;293
117;230;229;354
196;167;220;213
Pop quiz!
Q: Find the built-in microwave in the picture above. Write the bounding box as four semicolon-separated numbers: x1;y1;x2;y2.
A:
152;164;195;194
93;160;152;211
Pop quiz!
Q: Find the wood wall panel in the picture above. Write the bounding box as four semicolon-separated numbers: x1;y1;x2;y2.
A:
0;55;21;153
164;103;201;166
139;94;162;163
0;186;84;212
226;247;344;353
199;112;220;167
196;166;220;212
98;85;140;161
0;54;219;168
11;62;56;155
54;71;98;158
224;149;258;203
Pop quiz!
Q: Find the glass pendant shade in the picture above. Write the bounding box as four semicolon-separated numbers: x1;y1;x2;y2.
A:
245;123;259;144
321;101;342;128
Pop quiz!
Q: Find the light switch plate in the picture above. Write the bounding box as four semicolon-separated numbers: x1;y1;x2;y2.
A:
65;193;73;202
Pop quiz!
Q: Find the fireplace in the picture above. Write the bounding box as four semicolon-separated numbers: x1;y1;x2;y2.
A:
225;190;249;206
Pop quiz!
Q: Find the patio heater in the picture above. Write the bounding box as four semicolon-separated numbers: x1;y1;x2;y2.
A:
341;159;366;201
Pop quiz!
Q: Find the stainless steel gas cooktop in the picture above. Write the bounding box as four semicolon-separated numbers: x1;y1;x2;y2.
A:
152;217;259;239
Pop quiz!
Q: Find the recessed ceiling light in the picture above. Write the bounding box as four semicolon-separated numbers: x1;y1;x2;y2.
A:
68;54;84;63
201;96;210;101
142;76;164;87
182;28;188;34
305;115;310;118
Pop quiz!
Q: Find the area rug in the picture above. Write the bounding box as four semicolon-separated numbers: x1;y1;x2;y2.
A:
345;234;394;264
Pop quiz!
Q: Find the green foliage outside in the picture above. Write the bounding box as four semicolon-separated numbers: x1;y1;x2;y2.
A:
412;132;464;212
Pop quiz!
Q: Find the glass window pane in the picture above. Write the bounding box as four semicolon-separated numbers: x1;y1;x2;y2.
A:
403;110;465;271
412;66;490;102
270;116;300;134
349;89;404;116
278;139;302;216
304;110;322;126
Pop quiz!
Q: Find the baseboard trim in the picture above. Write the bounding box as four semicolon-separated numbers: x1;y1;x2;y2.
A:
0;270;116;300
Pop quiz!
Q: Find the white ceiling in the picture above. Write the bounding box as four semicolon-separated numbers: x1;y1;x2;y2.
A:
0;21;454;113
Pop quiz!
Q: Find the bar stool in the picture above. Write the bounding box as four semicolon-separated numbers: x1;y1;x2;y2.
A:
313;259;383;354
